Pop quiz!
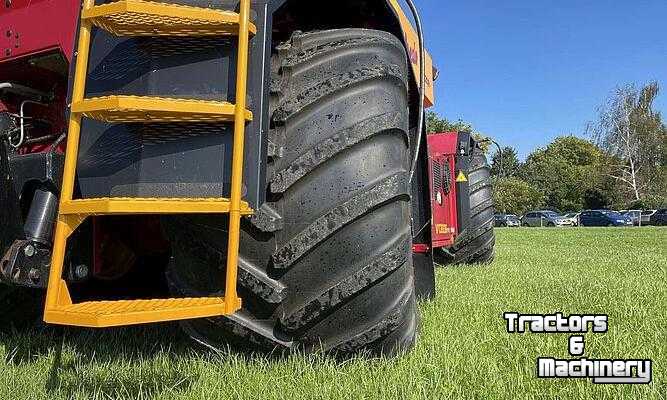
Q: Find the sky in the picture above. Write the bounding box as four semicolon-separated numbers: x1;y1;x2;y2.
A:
415;0;667;159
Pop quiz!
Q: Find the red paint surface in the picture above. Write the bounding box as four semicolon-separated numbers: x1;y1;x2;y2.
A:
426;132;459;248
412;243;430;253
0;0;79;63
0;0;77;155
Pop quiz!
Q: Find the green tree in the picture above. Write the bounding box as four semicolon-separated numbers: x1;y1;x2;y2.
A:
519;136;618;212
630;195;667;209
426;111;491;152
490;146;520;178
426;111;473;133
590;81;667;201
492;177;544;216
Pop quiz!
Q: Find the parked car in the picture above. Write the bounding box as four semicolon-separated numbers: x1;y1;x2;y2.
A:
561;212;580;226
494;214;521;227
641;210;658;226
649;209;667;226
579;210;633;227
521;210;570;227
620;210;642;225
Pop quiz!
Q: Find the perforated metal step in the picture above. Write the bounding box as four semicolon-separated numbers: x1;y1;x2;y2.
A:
44;297;239;327
72;96;253;123
60;197;254;215
82;0;257;36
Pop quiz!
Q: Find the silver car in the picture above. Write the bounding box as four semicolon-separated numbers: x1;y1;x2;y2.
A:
561;212;580;226
521;210;569;227
620;210;642;226
641;210;657;225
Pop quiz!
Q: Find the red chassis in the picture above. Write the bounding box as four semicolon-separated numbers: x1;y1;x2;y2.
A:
427;132;460;248
0;0;79;152
413;131;472;253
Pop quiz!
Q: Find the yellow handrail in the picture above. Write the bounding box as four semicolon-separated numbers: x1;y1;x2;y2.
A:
223;0;251;314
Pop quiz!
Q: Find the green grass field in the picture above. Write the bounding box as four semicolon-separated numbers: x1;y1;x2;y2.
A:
1;228;665;399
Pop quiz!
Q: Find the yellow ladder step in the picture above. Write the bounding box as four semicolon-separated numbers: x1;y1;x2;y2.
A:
44;297;239;327
72;95;253;123
82;0;257;36
60;197;254;215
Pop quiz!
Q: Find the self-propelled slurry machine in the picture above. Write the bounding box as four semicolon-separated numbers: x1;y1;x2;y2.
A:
0;0;494;355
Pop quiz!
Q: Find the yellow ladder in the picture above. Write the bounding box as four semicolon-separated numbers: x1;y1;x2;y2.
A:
44;0;255;328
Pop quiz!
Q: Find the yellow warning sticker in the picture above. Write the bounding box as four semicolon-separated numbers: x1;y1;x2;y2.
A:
456;171;468;183
435;224;449;234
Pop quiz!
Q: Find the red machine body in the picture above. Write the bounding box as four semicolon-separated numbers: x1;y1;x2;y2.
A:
2;3;469;281
0;0;78;64
0;0;78;153
426;132;460;249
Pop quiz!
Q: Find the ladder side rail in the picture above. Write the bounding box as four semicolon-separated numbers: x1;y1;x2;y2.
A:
223;0;251;314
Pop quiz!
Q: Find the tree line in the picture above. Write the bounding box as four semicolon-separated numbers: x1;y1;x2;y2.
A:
427;82;666;216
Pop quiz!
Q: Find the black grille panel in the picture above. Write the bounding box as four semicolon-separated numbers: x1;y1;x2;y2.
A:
432;160;442;195
432;158;452;198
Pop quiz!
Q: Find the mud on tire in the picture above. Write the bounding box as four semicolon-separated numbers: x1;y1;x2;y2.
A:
164;29;418;356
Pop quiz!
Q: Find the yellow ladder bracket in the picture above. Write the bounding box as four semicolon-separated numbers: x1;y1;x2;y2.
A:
44;0;254;328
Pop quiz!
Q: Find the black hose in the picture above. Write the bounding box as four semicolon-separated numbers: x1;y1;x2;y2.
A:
405;0;426;185
478;138;503;177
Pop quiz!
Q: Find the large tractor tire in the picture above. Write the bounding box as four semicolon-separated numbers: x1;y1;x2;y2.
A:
435;146;495;265
164;29;417;356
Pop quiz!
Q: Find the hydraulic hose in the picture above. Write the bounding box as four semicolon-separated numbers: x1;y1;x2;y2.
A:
405;0;426;185
477;138;503;177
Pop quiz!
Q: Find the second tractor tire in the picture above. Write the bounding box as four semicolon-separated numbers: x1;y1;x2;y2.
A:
164;29;417;356
434;146;496;265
